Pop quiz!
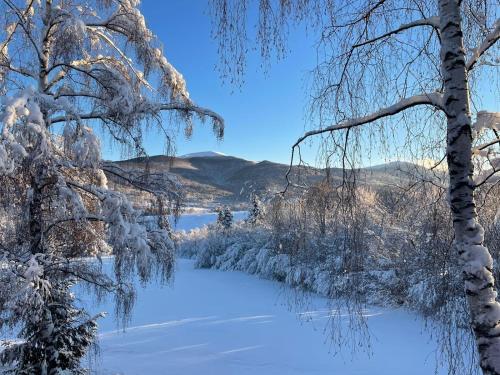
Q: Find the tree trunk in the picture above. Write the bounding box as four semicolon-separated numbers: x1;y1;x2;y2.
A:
439;0;500;373
28;167;44;255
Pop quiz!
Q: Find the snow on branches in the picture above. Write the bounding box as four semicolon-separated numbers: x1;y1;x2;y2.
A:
473;111;500;184
474;111;500;135
0;0;222;373
63;123;101;169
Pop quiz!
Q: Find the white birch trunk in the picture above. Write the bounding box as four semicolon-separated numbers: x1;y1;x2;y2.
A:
439;1;500;373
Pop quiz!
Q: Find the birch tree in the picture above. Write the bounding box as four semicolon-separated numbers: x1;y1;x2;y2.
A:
211;0;499;373
0;0;223;373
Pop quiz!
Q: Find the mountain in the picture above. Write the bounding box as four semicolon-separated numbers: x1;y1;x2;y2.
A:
107;154;440;210
109;154;299;209
179;151;227;158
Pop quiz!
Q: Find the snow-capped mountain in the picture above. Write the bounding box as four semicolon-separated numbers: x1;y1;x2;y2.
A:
180;151;227;158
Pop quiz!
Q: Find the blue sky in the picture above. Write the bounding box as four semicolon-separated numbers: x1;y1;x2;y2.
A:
102;0;318;164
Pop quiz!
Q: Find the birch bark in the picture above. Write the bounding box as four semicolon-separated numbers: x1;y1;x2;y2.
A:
440;1;500;373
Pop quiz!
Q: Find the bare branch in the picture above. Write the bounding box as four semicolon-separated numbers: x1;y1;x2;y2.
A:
475;138;500;152
351;16;440;50
475;168;500;188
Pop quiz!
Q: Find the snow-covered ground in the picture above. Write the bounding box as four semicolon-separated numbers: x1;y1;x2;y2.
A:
90;259;446;375
82;212;451;375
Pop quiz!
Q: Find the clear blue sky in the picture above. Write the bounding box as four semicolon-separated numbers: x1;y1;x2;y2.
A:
102;0;318;164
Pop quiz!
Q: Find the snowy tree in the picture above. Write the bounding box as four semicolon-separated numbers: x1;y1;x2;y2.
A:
216;206;233;230
0;0;223;373
210;0;499;373
246;194;262;225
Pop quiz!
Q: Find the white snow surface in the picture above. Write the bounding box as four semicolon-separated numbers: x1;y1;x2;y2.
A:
88;259;446;375
83;212;450;374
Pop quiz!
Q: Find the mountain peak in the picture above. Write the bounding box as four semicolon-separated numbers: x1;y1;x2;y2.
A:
179;151;227;158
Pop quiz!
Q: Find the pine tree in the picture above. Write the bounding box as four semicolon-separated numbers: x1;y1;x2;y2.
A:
246;194;262;226
223;207;234;229
216;206;233;230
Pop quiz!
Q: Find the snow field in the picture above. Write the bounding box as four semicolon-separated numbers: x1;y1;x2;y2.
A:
85;212;452;374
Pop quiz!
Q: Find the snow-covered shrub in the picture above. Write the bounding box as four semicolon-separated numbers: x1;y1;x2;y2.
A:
178;180;500;327
194;231;229;268
176;226;211;259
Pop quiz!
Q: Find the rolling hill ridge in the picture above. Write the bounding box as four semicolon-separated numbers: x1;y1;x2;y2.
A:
107;152;437;209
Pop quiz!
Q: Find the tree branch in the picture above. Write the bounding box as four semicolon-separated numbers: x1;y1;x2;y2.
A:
89;29;153;90
44;214;105;236
2;0;43;61
351;16;440;50
466;18;500;71
475;168;499;188
156;102;225;131
0;62;36;79
102;163;163;197
49;102;224;133
475;138;500;152
282;93;445;192
292;92;444;148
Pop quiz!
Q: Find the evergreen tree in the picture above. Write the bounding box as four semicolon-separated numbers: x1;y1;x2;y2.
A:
216;206;233;230
246;194;262;225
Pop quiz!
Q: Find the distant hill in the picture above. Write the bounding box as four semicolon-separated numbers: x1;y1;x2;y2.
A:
107;153;442;210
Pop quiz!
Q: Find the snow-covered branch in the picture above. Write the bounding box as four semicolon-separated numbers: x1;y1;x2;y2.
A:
102;162;182;201
466;19;500;71
90;28;153;90
44;214;106;236
473;111;500;135
50;102;225;137
0;62;36;79
2;0;42;61
292;92;444;148
157;102;225;136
